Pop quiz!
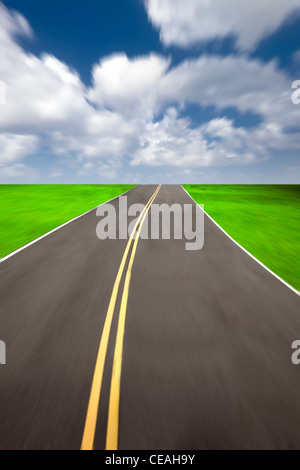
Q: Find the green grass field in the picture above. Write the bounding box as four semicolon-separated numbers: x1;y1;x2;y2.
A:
0;185;135;258
184;185;300;291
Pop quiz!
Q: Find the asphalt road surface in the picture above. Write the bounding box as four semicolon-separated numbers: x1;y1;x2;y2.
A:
0;184;300;450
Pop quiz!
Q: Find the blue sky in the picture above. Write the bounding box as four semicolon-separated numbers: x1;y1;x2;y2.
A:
0;0;300;183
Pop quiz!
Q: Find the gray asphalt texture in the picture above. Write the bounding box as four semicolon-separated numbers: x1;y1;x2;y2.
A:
0;184;300;450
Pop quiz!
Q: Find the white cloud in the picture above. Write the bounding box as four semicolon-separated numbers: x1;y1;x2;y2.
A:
159;55;300;131
0;134;38;163
89;53;170;119
0;1;299;182
0;2;33;43
160;56;285;115
133;108;269;168
145;0;300;50
0;162;37;179
0;49;90;133
293;49;300;66
0;3;141;176
0;133;38;180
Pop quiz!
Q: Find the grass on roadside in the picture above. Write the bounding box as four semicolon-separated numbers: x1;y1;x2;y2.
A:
0;185;135;258
183;185;300;291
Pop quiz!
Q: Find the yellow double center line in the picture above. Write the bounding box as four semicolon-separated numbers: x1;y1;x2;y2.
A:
81;185;161;451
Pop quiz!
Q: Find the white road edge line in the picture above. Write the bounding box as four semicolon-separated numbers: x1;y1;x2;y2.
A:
181;185;300;297
0;186;137;264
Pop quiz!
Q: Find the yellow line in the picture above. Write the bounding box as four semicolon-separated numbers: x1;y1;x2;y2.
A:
105;185;161;450
81;186;160;451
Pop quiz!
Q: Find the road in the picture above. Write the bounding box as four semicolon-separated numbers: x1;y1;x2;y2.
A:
0;184;300;450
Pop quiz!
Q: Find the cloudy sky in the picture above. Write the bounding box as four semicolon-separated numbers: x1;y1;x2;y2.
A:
0;0;300;183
